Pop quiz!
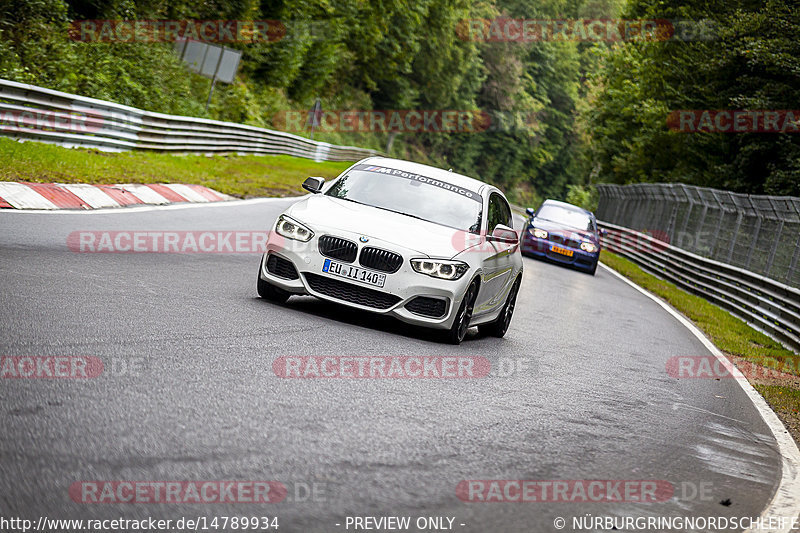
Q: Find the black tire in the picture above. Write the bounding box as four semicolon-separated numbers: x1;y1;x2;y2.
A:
478;277;521;338
589;261;598;276
445;280;479;345
257;269;290;303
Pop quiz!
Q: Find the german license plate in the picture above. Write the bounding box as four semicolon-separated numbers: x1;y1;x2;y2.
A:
322;258;386;288
550;245;574;257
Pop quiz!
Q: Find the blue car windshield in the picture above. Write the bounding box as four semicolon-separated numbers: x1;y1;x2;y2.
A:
536;205;594;232
325;169;482;232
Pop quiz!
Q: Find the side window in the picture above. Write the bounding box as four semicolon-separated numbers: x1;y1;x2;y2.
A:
488;193;513;232
500;197;513;228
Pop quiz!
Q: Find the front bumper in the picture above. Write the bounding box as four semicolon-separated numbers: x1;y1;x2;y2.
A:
258;229;474;330
521;234;599;271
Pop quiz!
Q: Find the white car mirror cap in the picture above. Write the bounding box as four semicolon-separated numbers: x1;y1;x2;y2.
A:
491;224;519;244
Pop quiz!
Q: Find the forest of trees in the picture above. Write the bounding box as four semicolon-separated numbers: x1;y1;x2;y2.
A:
586;0;800;196
1;0;798;200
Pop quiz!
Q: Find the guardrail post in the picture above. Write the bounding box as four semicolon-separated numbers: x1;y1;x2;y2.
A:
725;211;743;265
617;188;630;227
789;231;800;283
765;219;783;277
707;192;725;259
632;185;648;230
596;185;608;220
677;185;694;244
314;142;331;163
652;185;669;233
666;202;678;242
648;185;660;231
744;213;762;269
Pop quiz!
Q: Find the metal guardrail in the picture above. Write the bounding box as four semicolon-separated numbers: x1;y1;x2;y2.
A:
0;78;378;162
597;183;800;288
600;221;800;353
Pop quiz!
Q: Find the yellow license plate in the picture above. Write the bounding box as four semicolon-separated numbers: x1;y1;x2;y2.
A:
550;245;574;257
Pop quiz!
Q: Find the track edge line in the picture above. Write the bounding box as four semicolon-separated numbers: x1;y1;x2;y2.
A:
599;262;800;533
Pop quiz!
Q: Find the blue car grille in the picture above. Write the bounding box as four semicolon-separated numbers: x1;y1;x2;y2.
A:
549;234;580;249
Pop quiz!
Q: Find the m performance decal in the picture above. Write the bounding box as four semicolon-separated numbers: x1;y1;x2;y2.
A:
353;164;481;203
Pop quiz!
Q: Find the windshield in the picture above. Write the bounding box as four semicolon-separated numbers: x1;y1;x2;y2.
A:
325;166;482;232
536;205;594;231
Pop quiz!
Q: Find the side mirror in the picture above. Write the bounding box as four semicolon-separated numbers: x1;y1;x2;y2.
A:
302;177;325;194
490;224;519;244
599;228;608;237
525;207;535;217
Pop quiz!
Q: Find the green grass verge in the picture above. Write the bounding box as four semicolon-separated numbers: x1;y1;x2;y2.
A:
0;138;353;198
754;384;800;438
755;385;800;414
602;251;800;443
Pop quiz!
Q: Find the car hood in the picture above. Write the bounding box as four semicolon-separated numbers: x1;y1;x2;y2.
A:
286;195;472;257
528;217;598;242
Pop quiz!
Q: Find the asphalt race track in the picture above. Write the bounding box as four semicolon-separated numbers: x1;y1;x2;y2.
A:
0;198;786;532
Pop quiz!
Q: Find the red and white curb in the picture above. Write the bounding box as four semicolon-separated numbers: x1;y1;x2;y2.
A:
0;182;234;210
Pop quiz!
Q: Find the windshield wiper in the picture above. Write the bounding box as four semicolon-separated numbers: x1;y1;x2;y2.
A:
379;206;428;222
330;196;369;208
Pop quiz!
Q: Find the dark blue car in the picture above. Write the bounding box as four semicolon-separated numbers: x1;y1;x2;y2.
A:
521;199;602;275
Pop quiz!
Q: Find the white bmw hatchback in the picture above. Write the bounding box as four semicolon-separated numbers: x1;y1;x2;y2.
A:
257;156;523;344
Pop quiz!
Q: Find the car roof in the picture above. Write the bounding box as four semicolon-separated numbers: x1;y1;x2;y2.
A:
358;156;488;194
541;199;595;216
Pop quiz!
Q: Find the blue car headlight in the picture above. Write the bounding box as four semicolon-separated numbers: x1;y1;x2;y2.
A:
580;242;598;253
531;228;548;239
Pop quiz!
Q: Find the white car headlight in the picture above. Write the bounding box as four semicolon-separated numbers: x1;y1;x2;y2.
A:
580;242;598;253
531;228;548;239
411;259;469;281
275;215;313;242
